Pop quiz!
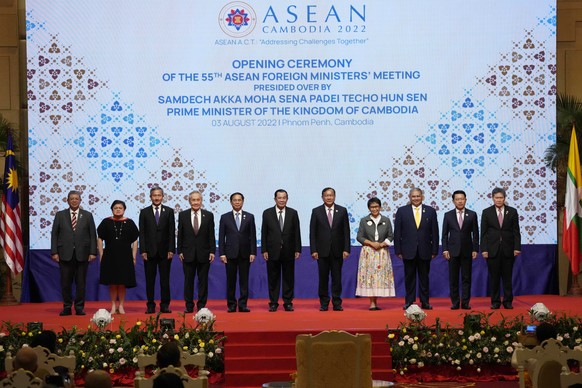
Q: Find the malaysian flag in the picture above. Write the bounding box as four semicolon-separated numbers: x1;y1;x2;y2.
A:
0;134;23;275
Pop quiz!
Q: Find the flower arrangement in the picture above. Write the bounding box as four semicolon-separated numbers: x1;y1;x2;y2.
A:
0;312;226;385
387;312;582;381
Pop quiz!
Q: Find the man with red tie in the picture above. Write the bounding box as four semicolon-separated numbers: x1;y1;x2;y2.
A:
441;190;479;310
480;187;521;310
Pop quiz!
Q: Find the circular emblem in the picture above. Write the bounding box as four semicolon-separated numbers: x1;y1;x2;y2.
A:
218;2;257;38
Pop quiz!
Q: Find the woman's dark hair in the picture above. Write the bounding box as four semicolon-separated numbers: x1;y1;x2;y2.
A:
367;197;381;209
110;200;126;210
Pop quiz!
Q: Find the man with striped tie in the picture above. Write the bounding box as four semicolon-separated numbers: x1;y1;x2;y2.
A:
51;190;97;316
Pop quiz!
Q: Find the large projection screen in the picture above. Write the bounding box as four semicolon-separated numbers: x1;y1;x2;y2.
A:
26;1;556;252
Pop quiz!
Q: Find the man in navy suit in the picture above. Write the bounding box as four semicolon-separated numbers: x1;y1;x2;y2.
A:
394;187;439;310
261;189;301;312
481;187;521;309
178;190;215;313
441;190;479;310
51;190;97;316
309;187;351;311
219;192;257;312
139;186;176;314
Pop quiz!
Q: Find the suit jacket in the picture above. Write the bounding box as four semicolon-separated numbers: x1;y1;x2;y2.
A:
177;209;216;263
139;204;176;258
441;208;479;257
394;204;439;260
480;205;521;257
356;215;393;245
219;210;257;258
261;206;301;261
51;208;97;262
309;204;351;257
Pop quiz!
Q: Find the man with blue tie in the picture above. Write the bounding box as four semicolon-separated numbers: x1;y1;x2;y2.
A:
219;192;257;312
441;190;479;310
394;187;439;310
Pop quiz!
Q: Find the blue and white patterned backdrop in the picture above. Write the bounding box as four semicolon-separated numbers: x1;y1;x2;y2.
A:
26;1;556;249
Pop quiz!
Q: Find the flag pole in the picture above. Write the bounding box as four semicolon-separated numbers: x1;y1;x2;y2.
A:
0;259;18;305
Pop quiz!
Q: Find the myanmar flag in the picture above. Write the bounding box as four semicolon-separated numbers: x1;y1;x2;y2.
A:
563;127;582;275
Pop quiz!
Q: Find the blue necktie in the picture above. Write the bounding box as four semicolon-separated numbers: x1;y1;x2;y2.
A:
155;207;160;225
235;212;240;230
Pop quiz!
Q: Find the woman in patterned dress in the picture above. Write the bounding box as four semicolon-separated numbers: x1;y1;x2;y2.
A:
97;200;139;314
355;197;395;310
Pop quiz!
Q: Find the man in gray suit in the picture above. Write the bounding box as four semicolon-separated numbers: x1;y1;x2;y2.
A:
51;190;97;316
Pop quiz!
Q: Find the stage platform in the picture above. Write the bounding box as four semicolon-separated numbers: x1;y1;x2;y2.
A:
0;295;577;332
1;295;577;387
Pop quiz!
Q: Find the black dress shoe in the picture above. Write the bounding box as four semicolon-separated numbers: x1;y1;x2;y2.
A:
462;304;472;310
421;304;433;310
369;306;381;311
160;308;172;314
320;306;328;311
333;306;343;311
283;304;294;312
184;308;194;313
239;307;251;312
268;306;277;312
75;309;86;316
227;307;236;313
59;309;72;316
451;305;460;310
403;304;412;310
503;304;513;309
145;308;155;314
491;304;500;310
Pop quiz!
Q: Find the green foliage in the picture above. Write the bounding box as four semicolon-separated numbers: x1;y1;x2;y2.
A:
387;312;582;376
0;314;226;376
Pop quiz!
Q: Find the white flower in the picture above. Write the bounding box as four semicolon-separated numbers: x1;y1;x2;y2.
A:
469;359;474;365
109;348;114;354
507;346;514;353
0;333;5;338
102;363;108;368
477;353;482;358
216;348;222;354
409;358;417;364
185;333;190;339
412;344;418;351
564;333;571;339
557;335;564;342
195;308;216;324
193;348;198;353
208;352;214;358
465;354;471;359
89;357;94;362
0;346;3;352
162;333;169;339
91;309;113;328
477;368;481;373
458;330;464;335
117;347;123;353
119;358;126;365
576;338;581;344
574;327;579;332
491;337;496;342
398;341;405;347
457;366;461;371
494;347;500;354
404;304;427;322
468;335;475;342
455;359;460;365
109;339;116;344
407;338;414;344
483;347;489;353
132;357;138;363
474;333;481;340
418;361;424;368
403;335;409;340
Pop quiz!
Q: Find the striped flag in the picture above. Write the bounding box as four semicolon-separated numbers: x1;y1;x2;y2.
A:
0;134;23;275
563;127;582;275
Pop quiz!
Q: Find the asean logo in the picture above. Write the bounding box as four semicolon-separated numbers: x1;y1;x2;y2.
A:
219;2;257;38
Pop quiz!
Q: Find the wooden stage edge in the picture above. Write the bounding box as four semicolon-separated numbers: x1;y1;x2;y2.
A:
0;295;579;334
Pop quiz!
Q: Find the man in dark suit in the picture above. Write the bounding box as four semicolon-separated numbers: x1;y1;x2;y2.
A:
219;192;257;312
50;190;97;316
178;190;215;313
139;186;176;314
261;189;301;312
441;190;479;310
394;187;439;310
309;187;350;311
481;187;521;309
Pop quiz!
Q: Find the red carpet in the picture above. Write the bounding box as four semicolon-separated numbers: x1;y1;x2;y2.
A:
0;295;578;387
